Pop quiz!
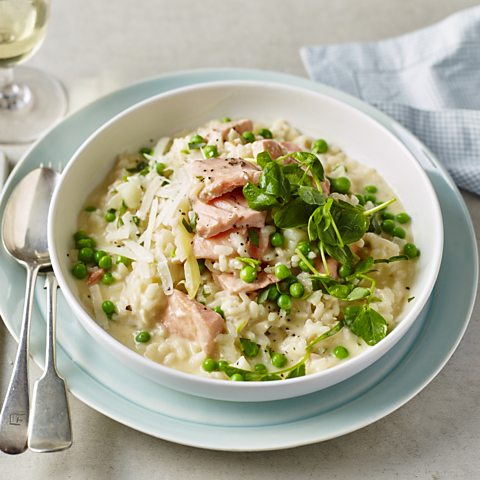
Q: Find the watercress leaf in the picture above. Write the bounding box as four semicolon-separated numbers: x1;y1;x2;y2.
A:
346;287;371;301
260;161;290;201
286;363;306;379
348;307;388;346
242;183;279;210
298;186;326;205
273;198;316;228
240;338;260;358
256;151;273;168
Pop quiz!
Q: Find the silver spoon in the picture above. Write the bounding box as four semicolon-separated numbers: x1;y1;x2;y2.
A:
0;167;67;454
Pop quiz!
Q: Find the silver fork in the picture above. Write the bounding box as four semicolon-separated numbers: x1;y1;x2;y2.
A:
28;162;72;452
28;271;72;452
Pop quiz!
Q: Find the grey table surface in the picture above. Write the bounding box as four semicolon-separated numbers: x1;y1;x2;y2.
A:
1;0;479;478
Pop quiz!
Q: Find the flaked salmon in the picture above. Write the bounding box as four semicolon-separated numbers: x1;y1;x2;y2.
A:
160;289;224;355
190;157;261;201
193;189;266;238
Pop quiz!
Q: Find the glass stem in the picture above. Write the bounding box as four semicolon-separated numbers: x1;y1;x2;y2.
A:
0;67;32;111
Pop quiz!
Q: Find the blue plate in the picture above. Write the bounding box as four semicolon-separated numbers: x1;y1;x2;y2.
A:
0;69;477;451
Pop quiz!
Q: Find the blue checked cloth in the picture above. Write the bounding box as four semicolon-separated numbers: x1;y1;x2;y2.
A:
301;6;480;195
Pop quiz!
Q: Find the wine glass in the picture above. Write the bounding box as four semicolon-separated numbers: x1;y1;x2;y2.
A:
0;0;67;144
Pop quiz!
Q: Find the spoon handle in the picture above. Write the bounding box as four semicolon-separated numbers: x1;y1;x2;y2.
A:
0;263;40;455
28;272;72;452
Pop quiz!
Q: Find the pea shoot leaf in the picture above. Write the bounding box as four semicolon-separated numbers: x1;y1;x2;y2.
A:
344;306;388;346
260;161;291;201
236;257;261;268
273;198;316;228
297;186;326;205
256;151;273;168
242;183;279;210
239;338;260;358
324;243;358;267
346;287;371;301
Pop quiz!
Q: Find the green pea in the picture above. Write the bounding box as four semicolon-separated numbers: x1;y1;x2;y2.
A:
259;128;273;139
230;373;244;382
382;211;395;220
116;255;132;267
217;360;229;371
76;237;96;249
338;264;353;278
270;231;284;248
396;212;411;224
102;300;116;318
404;242;420;258
242;131;255;143
382;219;395;234
98;255;112;270
364;193;377;204
213;306;225;318
240;265;257;283
271;352;287;368
331;177;351;194
296;240;311;256
156;162;167;175
267;285;280;301
274;263;290;280
298;260;310;272
203;145;218;158
188;134;206;149
135;331;151;343
71;262;88;280
289;282;304;298
364;185;378;194
101;272;115;285
78;247;95;264
333;345;349;359
105;209;116;223
312;138;328;154
139;147;154;156
393;226;406;239
73;230;88;242
94;250;107;264
221;117;231;123
254;363;268;374
84;205;97;212
202;358;218;372
277;294;292;311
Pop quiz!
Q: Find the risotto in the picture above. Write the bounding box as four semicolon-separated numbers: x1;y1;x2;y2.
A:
70;118;418;381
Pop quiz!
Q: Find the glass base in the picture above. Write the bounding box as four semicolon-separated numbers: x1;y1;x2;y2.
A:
0;66;68;144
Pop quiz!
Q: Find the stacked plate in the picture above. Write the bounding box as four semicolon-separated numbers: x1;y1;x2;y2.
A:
0;69;477;451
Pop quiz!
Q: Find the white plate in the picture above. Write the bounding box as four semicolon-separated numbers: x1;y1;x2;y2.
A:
0;69;477;451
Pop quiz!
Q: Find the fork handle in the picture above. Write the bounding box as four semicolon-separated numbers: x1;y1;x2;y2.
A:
0;263;40;454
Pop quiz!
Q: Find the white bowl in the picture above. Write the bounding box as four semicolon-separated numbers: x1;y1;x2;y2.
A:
48;81;443;402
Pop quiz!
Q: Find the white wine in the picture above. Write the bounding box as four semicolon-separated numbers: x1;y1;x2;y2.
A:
0;0;49;68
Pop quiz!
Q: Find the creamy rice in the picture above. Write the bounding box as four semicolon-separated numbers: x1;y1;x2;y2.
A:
70;118;416;381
